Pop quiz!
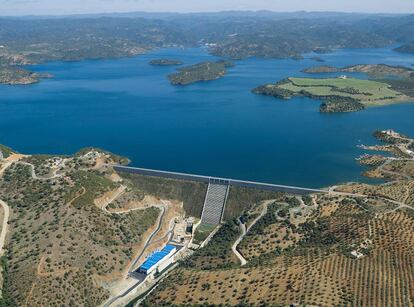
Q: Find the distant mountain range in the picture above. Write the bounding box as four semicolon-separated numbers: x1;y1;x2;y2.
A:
0;12;414;66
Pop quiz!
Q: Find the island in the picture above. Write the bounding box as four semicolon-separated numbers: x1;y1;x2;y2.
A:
149;59;183;66
0;66;51;85
310;56;325;62
168;60;234;85
252;76;412;113
302;65;340;73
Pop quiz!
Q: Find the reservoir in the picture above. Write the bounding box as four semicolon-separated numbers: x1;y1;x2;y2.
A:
0;47;413;188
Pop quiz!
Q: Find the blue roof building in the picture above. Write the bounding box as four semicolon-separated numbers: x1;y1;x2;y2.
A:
138;244;177;274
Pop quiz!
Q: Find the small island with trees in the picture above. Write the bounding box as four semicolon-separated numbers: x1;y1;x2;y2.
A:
149;59;183;66
168;60;234;85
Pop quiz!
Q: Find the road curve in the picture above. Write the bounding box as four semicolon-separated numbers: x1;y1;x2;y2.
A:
232;222;247;266
231;201;269;266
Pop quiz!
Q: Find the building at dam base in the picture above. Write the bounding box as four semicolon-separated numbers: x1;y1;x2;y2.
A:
138;245;177;275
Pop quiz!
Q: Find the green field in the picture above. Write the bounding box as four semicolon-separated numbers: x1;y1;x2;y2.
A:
278;77;408;105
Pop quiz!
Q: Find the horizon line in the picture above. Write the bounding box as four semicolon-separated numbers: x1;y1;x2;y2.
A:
0;9;411;18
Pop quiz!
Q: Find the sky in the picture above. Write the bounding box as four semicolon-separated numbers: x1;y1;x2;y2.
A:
1;0;414;16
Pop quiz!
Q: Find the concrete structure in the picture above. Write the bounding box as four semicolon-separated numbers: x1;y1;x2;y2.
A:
201;180;229;225
138;245;176;275
113;165;326;195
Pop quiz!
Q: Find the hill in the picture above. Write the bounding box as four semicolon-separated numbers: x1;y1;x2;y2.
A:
0;147;188;305
145;129;414;306
1;13;414;66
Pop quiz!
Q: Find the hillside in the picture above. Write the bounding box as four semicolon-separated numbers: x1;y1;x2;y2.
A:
1;13;414;66
0;147;188;306
145;129;414;306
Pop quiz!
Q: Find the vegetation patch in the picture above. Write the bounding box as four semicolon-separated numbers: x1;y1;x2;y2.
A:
192;223;216;245
182;220;240;270
224;186;283;220
0;145;14;159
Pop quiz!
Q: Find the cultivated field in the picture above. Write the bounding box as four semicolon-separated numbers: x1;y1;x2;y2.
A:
279;77;408;105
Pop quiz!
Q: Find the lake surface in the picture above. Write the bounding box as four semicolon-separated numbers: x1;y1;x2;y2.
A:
1;47;414;188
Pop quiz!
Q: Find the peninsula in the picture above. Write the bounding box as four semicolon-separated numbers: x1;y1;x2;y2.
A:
0;66;51;85
168;60;234;85
394;42;414;54
252;76;412;113
302;64;414;78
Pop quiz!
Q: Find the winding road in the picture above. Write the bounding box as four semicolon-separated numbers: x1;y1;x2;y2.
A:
231;201;270;266
99;185;127;213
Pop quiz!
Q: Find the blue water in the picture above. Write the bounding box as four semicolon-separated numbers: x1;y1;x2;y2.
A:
1;47;414;188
